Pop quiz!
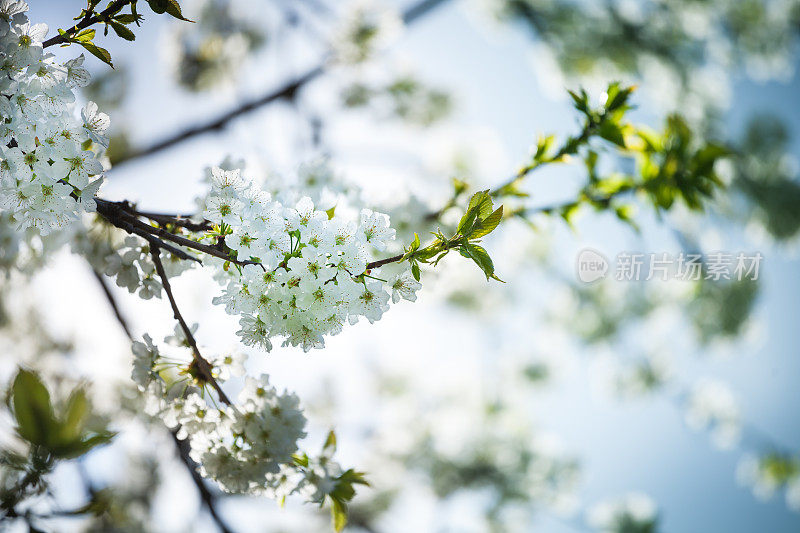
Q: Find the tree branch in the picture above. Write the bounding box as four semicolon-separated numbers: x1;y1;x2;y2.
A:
111;0;454;167
88;261;236;533
148;246;233;406
366;253;405;270
171;431;235;533
132;209;212;232
95;198;264;268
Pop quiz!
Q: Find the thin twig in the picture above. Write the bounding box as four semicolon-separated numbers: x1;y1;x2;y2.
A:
366;253;405;270
148;246;233;406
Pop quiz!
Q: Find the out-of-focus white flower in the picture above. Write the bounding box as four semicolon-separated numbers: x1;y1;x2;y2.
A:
331;0;402;64
737;453;800;506
684;379;741;449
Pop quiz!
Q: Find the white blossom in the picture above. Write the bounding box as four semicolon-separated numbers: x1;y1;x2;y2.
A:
0;5;108;235
389;269;422;303
196;166;416;353
684;379;741;449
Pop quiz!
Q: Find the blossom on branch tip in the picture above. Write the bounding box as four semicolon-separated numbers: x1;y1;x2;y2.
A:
195;163;418;353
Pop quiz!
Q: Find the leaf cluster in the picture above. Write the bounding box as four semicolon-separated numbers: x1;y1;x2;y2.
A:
405;191;504;282
56;0;193;67
8;369;115;460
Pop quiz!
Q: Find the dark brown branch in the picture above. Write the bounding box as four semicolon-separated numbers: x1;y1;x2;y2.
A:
42;0;132;48
95;198;265;268
149;246;233;406
366;253;404;270
112;0;454;167
171;431;235;533
133;210;212;232
87;263;235;533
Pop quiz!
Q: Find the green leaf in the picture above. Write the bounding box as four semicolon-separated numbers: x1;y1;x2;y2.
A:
109;21;136;41
460;243;502;282
605;83;636;111
467;190;493;219
534;134;556;161
11;370;56;446
560;202;581;227
293;453;309;468
614;204;639;231
331;498;348;532
147;0;168;14
60;388;89;442
114;14;141;24
457;190;493;236
52;431;115;459
323;430;337;453
165;0;193;21
78;41;114;68
410;232;420;251
568;88;589;113
598;120;626;148
470;206;503;239
457;209;478;236
325;206;336;220
74;28;96;43
411;262;420;282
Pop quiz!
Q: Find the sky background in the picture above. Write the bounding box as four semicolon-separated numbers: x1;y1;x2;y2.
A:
19;1;800;532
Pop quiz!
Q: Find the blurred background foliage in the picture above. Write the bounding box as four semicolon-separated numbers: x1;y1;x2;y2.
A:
3;0;800;532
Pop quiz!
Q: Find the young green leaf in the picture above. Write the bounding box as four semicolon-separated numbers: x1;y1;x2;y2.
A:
78;41;114;68
61;388;90;441
411;262;421;282
109;21;136;41
165;0;193;21
331;498;348;532
11;370;57;446
470;206;503;239
460;243;503;282
323;430;337;453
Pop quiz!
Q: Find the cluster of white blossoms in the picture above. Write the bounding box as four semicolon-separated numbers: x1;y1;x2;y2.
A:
0;1;109;235
684;379;741;450
130;332;350;502
202;165;421;352
586;492;659;533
